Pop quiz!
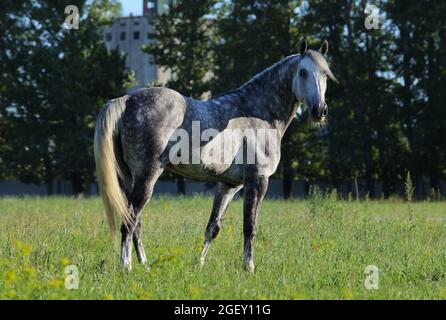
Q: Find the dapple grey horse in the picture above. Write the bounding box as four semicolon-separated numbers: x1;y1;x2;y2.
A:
94;40;336;272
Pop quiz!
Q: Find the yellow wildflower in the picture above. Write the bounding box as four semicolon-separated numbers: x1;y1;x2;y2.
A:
14;241;32;257
22;266;37;277
187;285;200;299
60;257;71;266
5;290;17;299
342;289;354;300
48;279;65;288
4;270;18;282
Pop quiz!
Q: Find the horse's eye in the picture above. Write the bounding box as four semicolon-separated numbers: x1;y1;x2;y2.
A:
299;69;307;78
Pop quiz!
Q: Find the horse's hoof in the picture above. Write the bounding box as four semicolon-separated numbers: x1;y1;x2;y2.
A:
242;260;255;273
199;257;206;270
123;265;132;272
121;262;132;272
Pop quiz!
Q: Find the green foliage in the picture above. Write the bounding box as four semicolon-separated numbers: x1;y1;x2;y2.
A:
210;0;301;94
143;0;216;98
405;172;415;202
1;197;446;299
0;0;132;194
385;0;446;197
307;186;342;218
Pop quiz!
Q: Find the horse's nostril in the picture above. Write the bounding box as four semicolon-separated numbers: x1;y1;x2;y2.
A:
322;107;328;117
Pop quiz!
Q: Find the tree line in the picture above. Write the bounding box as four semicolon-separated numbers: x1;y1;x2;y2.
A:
0;0;133;195
1;1;444;199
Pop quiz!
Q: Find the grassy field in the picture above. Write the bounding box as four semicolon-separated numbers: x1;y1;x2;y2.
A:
0;194;445;300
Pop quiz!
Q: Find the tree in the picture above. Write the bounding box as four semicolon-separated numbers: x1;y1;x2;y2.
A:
49;1;132;195
143;0;216;194
211;1;300;93
0;0;132;195
212;0;305;198
144;0;215;98
387;0;446;197
299;0;407;198
0;1;55;189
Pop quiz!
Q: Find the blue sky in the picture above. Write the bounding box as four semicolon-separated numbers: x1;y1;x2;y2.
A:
120;0;143;16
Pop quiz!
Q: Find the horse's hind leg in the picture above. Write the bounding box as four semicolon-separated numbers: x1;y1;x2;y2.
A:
200;182;242;267
120;168;163;270
132;169;163;265
132;217;146;264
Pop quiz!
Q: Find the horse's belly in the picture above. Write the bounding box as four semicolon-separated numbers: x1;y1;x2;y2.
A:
165;122;280;183
166;161;243;185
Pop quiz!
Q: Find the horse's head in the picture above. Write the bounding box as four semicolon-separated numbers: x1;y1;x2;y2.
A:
292;40;336;123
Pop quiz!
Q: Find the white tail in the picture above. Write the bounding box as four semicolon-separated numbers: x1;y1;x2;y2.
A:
94;96;132;237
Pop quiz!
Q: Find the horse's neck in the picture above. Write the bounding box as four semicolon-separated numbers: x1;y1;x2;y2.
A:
238;56;300;134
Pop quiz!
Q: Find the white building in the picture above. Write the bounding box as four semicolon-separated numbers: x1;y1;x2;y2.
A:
103;0;170;88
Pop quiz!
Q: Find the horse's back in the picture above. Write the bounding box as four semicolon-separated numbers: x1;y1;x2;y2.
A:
125;87;186;116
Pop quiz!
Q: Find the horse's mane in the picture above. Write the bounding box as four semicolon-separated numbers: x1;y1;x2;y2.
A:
211;55;300;100
212;89;240;99
211;51;336;100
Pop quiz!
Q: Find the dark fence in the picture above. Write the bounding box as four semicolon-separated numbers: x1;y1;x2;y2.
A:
1;179;445;199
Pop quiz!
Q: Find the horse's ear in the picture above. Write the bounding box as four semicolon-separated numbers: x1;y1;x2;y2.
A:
299;40;308;56
319;40;328;56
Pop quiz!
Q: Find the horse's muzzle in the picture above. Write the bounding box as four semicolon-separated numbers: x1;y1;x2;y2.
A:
311;103;328;122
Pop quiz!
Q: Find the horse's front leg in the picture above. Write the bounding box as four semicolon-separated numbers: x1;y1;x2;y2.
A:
243;173;269;273
200;182;242;267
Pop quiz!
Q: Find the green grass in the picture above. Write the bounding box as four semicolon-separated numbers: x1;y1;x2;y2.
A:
0;195;446;299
